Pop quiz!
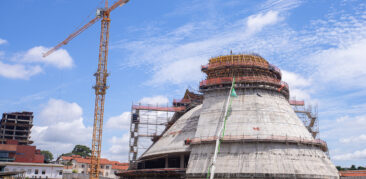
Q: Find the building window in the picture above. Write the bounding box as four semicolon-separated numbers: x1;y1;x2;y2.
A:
42;170;46;175
100;165;104;169
35;169;39;174
106;165;109;169
59;170;63;175
27;169;32;174
81;164;85;168
106;172;108;176
81;171;84;174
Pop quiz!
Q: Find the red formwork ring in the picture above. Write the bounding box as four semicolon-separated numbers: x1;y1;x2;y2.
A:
190;135;328;151
201;61;269;71
199;77;289;90
201;62;282;79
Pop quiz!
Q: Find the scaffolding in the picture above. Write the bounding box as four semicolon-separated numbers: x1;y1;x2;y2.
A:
289;99;319;138
128;90;203;170
200;54;289;99
128;104;182;169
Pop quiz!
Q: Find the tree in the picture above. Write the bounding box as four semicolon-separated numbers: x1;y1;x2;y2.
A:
71;145;91;157
62;152;73;156
41;150;54;163
350;165;357;170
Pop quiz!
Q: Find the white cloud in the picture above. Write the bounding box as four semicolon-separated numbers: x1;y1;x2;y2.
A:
282;70;311;88
340;134;366;144
102;133;130;162
333;149;366;161
0;61;42;79
321;115;366;164
246;11;281;34
139;95;169;105
39;99;83;125
260;0;303;12
311;39;366;89
17;46;73;69
32;99;92;156
321;115;366;140
0;38;7;45
149;57;204;85
0;45;73;79
113;3;290;86
105;112;130;130
282;70;312;101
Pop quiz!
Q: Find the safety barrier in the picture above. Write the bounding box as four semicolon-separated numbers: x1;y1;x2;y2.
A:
199;76;289;90
268;64;282;76
209;54;267;64
201;62;282;78
201;61;269;71
189;135;328;151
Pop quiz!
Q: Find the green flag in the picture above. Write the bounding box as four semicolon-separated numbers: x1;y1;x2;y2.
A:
231;87;237;97
231;77;237;97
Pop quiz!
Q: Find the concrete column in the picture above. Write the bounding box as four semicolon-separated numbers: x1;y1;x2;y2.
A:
180;155;185;168
165;157;169;168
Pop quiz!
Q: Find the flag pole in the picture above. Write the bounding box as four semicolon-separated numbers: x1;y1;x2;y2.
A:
208;77;236;179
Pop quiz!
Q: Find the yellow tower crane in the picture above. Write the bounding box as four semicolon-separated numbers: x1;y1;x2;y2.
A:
43;0;130;178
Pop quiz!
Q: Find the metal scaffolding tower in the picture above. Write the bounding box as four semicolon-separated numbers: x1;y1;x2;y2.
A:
128;104;183;168
290;99;319;138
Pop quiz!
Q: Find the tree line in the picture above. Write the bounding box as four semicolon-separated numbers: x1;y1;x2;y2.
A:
41;144;91;163
336;165;366;171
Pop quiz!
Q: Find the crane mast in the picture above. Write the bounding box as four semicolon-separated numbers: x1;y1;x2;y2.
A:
43;1;130;178
90;9;110;179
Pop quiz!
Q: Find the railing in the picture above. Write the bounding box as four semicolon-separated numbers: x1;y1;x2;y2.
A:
132;105;186;112
201;61;281;76
201;61;269;71
199;76;289;90
289;100;305;106
189;135;328;151
268;63;282;76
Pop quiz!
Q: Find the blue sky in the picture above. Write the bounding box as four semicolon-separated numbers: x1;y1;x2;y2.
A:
0;0;366;167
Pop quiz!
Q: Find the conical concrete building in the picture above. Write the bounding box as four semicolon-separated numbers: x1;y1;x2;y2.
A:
118;54;339;179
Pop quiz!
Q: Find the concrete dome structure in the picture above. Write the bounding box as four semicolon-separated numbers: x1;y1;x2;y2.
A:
118;54;339;179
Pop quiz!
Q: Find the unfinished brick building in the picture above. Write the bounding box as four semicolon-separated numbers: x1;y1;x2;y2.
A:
0;112;33;145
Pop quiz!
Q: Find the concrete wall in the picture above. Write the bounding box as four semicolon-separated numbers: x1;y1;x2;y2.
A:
186;88;339;178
